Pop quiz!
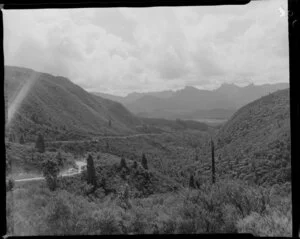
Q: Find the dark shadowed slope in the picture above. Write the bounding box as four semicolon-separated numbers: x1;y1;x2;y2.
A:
5;66;142;141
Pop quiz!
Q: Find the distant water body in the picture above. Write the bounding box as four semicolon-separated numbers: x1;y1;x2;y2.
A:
192;118;228;125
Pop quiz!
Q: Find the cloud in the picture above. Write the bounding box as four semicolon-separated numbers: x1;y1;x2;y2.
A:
3;0;289;95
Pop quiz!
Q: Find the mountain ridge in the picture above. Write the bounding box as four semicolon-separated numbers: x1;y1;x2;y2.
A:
91;82;289;120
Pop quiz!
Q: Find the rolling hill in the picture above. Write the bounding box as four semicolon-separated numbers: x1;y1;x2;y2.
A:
5;66;142;141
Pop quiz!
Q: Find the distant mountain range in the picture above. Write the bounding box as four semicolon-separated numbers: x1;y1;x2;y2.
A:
91;82;289;120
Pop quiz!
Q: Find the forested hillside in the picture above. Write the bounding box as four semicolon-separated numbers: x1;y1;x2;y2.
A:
5;66;142;141
183;89;291;186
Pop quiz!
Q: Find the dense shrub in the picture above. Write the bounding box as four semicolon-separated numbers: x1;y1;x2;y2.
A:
6;178;15;192
237;208;292;237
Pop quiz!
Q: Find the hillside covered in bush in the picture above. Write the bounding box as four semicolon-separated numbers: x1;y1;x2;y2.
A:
182;89;290;187
5;66;142;141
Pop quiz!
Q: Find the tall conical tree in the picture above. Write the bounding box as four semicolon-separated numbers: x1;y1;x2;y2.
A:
211;138;216;184
86;154;97;187
35;134;45;153
42;158;59;191
141;153;148;170
195;179;200;189
189;174;195;189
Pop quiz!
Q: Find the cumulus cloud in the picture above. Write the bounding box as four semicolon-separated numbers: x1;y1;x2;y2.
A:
3;0;288;96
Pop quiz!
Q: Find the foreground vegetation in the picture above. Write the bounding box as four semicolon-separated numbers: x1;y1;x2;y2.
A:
7;176;291;236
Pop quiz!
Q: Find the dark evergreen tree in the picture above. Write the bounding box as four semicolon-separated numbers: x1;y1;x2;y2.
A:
195;179;200;189
86;154;97;187
133;161;138;169
19;135;25;144
35;134;45;153
141;153;148;170
211;138;216;184
42;158;60;191
189;174;195;189
6;178;14;192
106;141;110;152
120;157;127;169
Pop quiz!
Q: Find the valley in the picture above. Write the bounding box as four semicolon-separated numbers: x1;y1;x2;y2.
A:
5;66;291;236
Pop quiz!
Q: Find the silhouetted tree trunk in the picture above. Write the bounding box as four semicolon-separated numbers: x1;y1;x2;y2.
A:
211;138;216;184
142;153;148;170
189;174;195;188
195;179;200;189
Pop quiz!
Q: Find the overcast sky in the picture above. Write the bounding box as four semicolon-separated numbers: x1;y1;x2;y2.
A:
4;0;288;96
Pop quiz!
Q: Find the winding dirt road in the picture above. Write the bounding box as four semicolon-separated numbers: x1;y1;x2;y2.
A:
14;160;87;183
14;133;171;183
